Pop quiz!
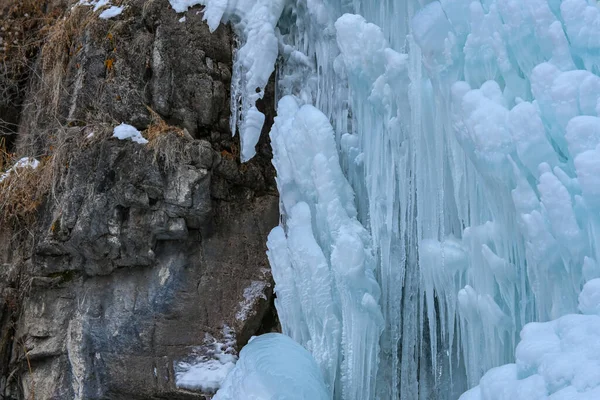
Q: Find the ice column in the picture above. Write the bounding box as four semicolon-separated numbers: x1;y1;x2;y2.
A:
267;95;384;400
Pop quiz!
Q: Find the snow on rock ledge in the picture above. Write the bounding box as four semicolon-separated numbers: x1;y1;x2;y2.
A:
77;0;123;18
99;6;123;19
175;328;238;393
112;123;148;144
0;157;40;183
168;0;203;13
213;333;329;400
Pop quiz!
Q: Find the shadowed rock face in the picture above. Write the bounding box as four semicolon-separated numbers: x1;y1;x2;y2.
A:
0;1;278;399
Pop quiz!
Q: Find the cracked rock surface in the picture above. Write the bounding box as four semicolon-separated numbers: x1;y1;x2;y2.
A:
0;1;279;399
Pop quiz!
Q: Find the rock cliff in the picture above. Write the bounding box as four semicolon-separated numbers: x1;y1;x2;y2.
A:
0;1;278;398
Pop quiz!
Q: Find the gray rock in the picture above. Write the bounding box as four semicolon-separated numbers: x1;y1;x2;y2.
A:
0;0;279;399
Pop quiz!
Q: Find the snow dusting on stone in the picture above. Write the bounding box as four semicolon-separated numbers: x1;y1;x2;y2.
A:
235;280;268;321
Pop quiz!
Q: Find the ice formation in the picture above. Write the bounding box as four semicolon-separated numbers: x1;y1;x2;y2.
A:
171;0;600;399
460;279;600;400
169;0;286;161
213;333;329;400
267;96;384;399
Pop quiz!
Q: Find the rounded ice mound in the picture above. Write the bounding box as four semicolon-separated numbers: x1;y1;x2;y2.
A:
213;333;329;400
579;278;600;316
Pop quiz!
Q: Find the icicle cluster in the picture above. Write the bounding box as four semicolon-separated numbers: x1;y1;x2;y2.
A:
267;96;384;399
170;0;286;161
169;0;600;399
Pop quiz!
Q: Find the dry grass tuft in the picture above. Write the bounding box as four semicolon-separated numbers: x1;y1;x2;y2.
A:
0;157;51;227
0;0;59;92
0;123;91;228
0;0;64;152
40;5;97;117
145;106;185;141
145;106;194;171
0;137;14;172
0;1;124;228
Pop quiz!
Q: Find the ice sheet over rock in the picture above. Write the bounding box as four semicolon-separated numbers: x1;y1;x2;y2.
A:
213;333;329;400
168;0;285;161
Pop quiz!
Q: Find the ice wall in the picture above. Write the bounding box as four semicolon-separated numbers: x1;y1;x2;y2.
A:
274;1;600;398
170;0;600;399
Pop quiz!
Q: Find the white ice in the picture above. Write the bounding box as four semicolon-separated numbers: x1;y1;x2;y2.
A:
267;95;384;399
213;333;329;400
460;279;600;400
167;0;285;162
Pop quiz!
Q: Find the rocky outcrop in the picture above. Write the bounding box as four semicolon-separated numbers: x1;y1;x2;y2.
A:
0;1;278;399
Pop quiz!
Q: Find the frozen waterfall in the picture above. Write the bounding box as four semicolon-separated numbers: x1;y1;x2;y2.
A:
170;0;600;399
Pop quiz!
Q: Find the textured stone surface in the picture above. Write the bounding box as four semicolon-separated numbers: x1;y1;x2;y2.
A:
0;1;278;399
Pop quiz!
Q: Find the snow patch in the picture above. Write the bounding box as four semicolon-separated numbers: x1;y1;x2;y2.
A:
174;327;237;393
112;123;148;144
77;0;123;18
99;6;123;19
168;0;203;13
235;280;267;321
0;157;40;183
